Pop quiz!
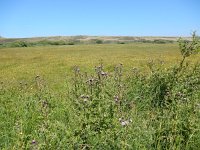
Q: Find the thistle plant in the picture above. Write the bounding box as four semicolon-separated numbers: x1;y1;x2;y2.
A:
178;31;200;69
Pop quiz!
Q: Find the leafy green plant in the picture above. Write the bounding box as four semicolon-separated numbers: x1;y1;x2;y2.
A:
178;31;200;68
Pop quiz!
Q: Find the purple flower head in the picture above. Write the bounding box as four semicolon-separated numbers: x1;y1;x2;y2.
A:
31;139;37;145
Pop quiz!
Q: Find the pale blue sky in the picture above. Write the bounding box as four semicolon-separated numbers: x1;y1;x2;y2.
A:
0;0;199;38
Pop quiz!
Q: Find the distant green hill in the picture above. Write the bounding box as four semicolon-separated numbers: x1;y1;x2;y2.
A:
0;36;191;48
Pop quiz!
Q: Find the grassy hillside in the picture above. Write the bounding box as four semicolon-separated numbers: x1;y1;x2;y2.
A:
0;36;192;48
0;35;182;42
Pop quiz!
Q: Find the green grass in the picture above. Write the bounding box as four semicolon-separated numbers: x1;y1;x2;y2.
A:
1;43;199;87
0;43;200;149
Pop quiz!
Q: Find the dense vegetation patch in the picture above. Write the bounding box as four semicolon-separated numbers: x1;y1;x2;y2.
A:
0;38;176;48
0;33;199;149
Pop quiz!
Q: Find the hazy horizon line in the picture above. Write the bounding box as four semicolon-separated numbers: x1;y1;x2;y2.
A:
0;34;193;39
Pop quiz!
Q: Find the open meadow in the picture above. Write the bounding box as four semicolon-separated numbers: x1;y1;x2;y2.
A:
1;43;199;88
0;42;200;149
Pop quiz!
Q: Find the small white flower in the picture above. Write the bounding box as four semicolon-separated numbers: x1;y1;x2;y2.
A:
119;118;132;126
114;96;119;103
80;94;90;103
121;121;127;126
101;71;108;76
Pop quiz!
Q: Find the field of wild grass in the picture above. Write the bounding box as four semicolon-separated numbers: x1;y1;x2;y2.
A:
0;41;200;149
